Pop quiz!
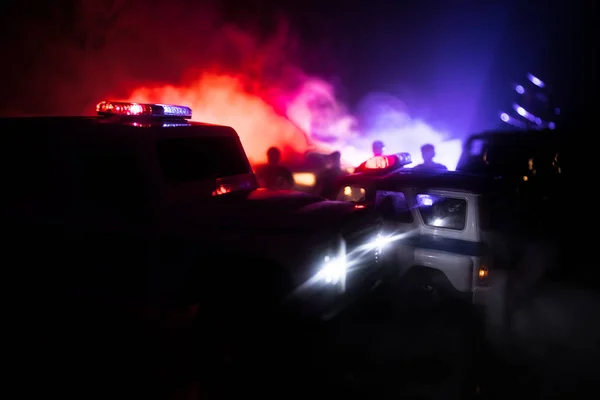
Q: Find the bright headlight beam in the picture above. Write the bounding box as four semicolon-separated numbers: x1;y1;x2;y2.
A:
373;232;390;253
297;229;416;294
316;255;346;284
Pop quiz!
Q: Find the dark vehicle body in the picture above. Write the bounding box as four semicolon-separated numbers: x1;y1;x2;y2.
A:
4;113;385;324
457;129;566;235
457;129;564;182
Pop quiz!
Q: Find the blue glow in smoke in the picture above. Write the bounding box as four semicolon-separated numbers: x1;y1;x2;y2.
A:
286;81;462;170
355;93;462;170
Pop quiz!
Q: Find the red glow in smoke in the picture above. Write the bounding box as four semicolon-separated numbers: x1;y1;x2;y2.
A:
5;2;461;169
5;3;349;164
129;74;312;166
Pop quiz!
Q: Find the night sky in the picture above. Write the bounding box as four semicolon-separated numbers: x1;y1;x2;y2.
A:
0;0;594;134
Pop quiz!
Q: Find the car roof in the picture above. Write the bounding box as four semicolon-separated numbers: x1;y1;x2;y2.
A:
465;128;563;142
340;169;504;194
0;116;238;140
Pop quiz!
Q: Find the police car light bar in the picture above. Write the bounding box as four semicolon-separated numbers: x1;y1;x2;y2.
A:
96;101;192;119
364;153;412;170
365;155;395;169
397;152;412;166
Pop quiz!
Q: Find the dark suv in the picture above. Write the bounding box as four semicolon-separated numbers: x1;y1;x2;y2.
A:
4;101;386;324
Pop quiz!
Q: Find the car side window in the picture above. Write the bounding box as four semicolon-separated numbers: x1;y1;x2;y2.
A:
375;190;413;223
416;195;467;230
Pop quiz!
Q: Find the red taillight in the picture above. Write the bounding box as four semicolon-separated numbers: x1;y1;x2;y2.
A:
212;185;232;196
211;173;256;196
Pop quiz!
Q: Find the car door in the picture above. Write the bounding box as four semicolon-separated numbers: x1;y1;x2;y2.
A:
372;183;418;276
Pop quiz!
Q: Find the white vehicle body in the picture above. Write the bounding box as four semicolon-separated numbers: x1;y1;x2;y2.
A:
378;188;490;304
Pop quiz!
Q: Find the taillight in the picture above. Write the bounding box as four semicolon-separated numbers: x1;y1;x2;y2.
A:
212;185;232;196
212;173;256;196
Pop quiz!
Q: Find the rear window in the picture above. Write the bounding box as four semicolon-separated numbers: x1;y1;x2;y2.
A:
416;194;467;230
3;127;67;212
80;147;147;218
156;136;249;183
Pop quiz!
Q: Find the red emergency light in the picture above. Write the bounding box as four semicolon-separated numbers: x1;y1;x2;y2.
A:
96;101;192;119
212;173;257;196
363;153;411;170
365;155;396;169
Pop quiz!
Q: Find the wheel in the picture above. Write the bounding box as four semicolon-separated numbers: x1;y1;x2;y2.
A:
396;267;457;311
404;276;442;310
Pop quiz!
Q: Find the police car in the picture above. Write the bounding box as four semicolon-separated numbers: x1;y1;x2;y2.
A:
331;153;509;306
290;150;356;193
4;101;386;322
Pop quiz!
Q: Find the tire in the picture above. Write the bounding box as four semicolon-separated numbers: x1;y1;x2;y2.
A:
396;267;458;312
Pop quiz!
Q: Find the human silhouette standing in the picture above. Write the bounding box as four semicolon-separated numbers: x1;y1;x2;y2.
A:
255;147;294;190
413;144;447;171
372;140;385;157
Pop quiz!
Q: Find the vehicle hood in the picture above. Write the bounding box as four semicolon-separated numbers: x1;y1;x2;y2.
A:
162;189;378;235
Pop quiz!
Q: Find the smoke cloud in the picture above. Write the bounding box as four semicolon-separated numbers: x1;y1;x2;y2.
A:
3;0;462;169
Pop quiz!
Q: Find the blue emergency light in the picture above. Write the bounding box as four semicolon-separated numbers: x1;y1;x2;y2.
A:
396;152;412;166
96;101;192;119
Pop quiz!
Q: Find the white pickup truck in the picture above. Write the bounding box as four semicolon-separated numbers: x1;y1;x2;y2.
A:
332;154;513;307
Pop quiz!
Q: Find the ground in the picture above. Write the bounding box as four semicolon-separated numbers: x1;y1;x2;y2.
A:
29;276;600;399
31;290;481;399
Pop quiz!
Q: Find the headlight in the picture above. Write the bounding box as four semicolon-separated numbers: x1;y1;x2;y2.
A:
314;232;388;286
293;172;316;187
315;255;347;285
373;232;386;254
336;186;366;202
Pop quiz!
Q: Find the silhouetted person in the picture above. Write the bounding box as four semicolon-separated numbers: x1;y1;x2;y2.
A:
356;141;390;172
315;151;347;198
413;144;447;171
372;140;385;157
255;147;294;190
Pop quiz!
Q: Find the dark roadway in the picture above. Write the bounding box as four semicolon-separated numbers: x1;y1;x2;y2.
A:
30;287;480;399
26;276;600;400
